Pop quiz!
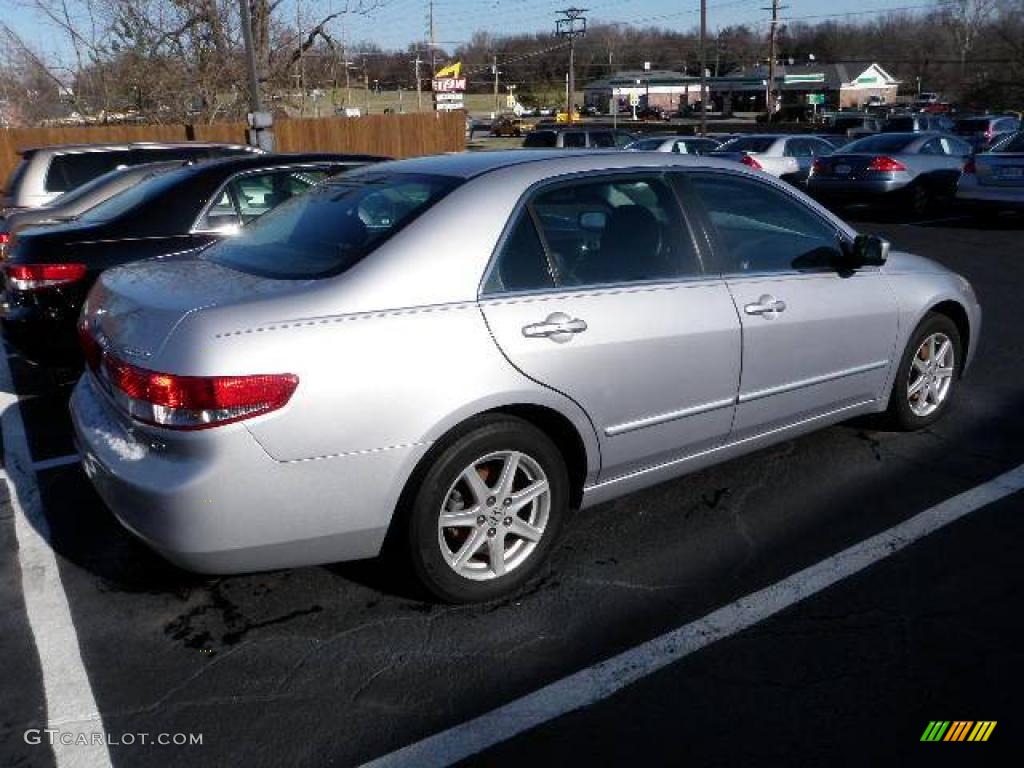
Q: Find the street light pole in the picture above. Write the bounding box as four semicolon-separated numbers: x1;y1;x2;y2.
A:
238;0;272;150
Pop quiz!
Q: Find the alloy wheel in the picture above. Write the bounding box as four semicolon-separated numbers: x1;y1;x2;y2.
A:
907;332;955;417
437;450;550;581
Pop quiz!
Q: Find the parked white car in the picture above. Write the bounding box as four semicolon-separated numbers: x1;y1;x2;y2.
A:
711;134;837;185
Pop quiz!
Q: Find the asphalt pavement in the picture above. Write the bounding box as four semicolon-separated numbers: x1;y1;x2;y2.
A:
1;208;1022;768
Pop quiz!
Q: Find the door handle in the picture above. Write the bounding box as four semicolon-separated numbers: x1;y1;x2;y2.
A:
744;295;787;317
522;312;588;343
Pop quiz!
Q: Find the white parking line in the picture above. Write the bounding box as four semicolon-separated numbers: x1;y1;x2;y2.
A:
32;454;82;472
0;354;112;767
362;463;1024;768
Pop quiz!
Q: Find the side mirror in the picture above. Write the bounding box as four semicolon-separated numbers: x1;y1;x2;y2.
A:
849;234;890;267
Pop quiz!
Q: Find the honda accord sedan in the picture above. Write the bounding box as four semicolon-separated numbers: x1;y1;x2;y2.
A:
72;151;981;603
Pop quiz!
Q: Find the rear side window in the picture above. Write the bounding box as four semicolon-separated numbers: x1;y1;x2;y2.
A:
523;131;557;148
204;172;460;279
562;132;586;148
482;212;553;294
995;132;1024;152
44;152;130;192
589;132;615;148
689;172;841;273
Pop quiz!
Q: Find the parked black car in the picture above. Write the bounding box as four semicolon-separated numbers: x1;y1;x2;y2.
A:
0;161;187;258
1;152;382;366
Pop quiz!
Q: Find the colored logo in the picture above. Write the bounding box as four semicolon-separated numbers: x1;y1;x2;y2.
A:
920;721;997;742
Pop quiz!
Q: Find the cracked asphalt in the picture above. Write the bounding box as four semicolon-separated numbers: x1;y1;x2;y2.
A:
1;211;1022;767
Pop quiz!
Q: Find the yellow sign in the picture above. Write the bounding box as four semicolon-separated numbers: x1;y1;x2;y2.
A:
434;61;462;79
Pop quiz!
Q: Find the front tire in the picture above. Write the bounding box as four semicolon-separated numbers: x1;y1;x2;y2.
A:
883;313;962;431
406;416;569;603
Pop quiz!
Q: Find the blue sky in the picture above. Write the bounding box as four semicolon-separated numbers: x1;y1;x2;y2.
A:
2;0;933;62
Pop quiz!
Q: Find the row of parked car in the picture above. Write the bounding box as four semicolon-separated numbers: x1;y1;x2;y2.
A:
520;123;1023;218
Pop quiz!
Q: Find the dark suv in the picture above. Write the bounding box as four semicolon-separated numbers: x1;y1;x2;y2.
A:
954;115;1022;151
882;113;955;133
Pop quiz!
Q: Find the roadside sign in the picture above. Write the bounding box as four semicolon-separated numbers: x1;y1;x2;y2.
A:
629;92;640;107
807;94;825;105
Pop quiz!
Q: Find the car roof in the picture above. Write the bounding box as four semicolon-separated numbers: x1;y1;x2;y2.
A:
345;149;754;182
156;151;386;180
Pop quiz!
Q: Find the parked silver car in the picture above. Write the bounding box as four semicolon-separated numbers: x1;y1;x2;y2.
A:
2;141;259;210
956;131;1024;215
807;131;973;214
711;134;836;185
72;151;980;603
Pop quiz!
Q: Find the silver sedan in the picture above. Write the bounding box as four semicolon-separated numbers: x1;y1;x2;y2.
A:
72;151;981;603
956;130;1024;215
710;134;836;184
808;131;973;214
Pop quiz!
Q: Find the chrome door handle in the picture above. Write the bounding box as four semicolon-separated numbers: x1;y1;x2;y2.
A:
522;312;588;343
744;295;787;317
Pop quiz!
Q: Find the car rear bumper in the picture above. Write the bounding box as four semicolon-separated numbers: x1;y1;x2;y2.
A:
0;297;81;366
806;177;910;199
71;375;428;574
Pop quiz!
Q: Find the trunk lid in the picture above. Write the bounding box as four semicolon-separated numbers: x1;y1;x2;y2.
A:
810;154;882;179
86;254;313;363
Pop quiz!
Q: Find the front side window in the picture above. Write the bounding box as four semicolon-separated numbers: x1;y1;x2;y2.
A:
920;138;945;155
523;131;557;148
528;175;700;288
204;172;460;279
230;169;326;224
589;132;615;148
688;172;842;273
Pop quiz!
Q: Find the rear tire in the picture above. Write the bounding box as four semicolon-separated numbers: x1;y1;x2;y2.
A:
883;313;962;431
906;183;932;217
406;416;569;603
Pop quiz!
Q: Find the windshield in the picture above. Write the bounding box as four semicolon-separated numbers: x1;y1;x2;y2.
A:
78;167;188;223
717;136;775;154
843;134;917;153
203;172;461;279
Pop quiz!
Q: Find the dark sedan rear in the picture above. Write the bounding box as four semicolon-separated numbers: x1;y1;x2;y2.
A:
1;152;382;366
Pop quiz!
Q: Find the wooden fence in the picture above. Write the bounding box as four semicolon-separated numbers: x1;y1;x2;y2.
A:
0;111;466;184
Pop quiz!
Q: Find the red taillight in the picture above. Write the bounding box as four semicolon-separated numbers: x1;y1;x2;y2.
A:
963;157;976;174
79;324;298;430
5;262;87;290
867;156;906;172
0;232;10;247
740;154;763;170
811;158;826;175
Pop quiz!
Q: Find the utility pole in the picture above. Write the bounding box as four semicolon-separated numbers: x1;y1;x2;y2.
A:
363;58;370;114
492;54;500;115
427;0;437;73
238;0;272;149
555;8;587;124
414;54;423;112
764;0;786;116
699;0;707;136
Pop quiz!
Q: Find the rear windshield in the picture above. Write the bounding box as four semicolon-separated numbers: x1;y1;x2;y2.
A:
77;166;188;223
994;132;1024;152
203;172;461;279
954;118;990;133
717;136;775;154
842;134;917;153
